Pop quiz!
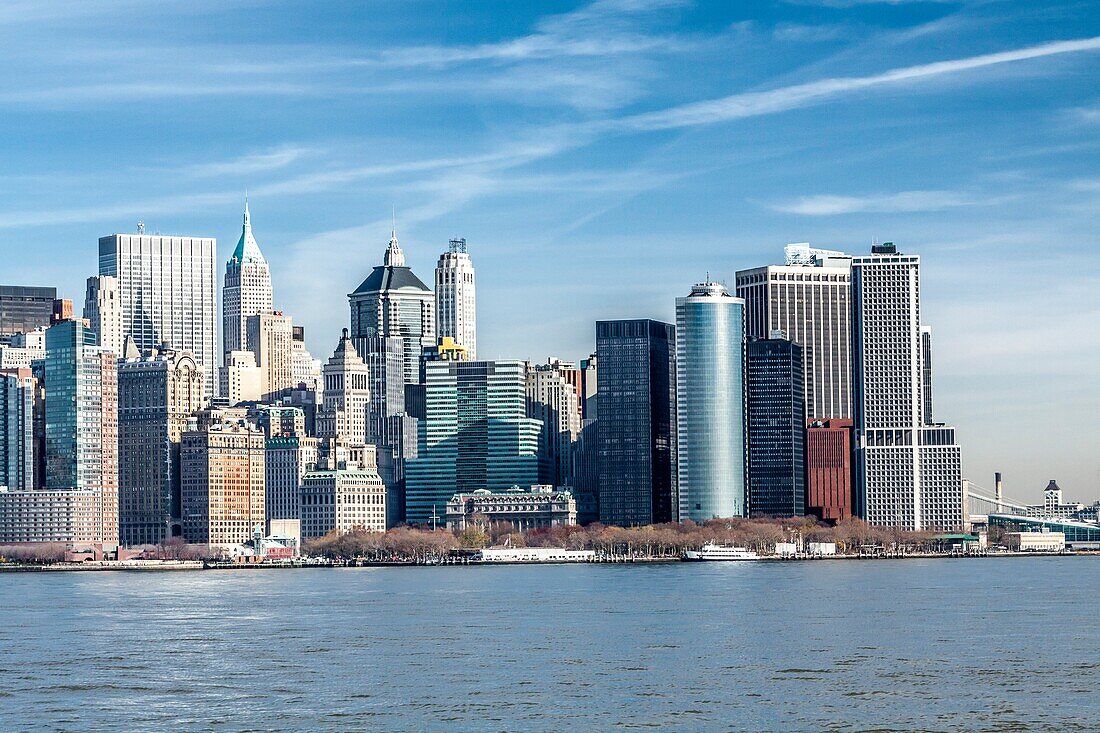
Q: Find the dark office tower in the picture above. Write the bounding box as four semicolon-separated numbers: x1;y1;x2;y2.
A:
0;286;57;344
595;319;676;527
746;336;806;517
806;418;853;522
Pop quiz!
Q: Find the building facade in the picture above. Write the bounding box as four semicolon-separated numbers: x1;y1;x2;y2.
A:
246;310;294;400
445;486;577;531
265;435;319;522
434;238;477;359
98;232;217;398
220;350;263;405
117;347;205;546
348;228;435;386
806;419;853;522
0;487;107;544
851;244;965;531
596;319;676;527
745;337;806;517
83;275;123;356
180;423;266;546
525;361;581;489
222;201;273;360
405;360;542;525
0;368;37;491
735;244;852;421
316;330;371;445
675;282;747;522
299;448;387;539
0;285;56;344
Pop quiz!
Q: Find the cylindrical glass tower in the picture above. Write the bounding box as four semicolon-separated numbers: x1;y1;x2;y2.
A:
675;281;746;521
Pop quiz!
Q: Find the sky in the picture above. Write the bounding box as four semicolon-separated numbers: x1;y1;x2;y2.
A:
0;0;1097;502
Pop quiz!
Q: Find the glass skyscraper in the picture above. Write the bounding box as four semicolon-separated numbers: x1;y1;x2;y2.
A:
746;336;806;517
404;360;541;525
675;283;746;522
596;319;676;527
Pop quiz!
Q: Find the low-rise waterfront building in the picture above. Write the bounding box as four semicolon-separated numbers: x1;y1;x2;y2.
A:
0;487;105;544
445;485;577;531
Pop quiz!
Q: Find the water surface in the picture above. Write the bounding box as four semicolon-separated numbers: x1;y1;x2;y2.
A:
1;558;1096;732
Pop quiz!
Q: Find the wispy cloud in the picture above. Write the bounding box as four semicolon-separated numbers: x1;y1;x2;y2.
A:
768;189;992;215
176;146;313;179
610;36;1100;132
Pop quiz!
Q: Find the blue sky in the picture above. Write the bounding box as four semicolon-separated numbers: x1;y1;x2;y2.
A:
0;0;1097;501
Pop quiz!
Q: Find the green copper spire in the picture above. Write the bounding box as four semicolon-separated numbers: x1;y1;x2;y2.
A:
231;198;266;264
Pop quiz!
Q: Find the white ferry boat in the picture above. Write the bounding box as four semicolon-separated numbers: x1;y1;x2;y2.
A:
683;543;760;561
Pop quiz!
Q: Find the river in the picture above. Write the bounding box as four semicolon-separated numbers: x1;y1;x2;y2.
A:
1;557;1096;732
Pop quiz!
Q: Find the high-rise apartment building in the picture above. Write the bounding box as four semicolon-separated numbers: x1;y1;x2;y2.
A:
806;418;853;521
745;337;806;518
180;422;265;546
435;238;477;359
98;231;216;398
348;228;435;385
675;282;747;522
851;243;964;531
595;319;676;527
0;285;56;344
405;360;542;525
246;310;294;400
526;361;581;488
117;347;205;546
0;368;38;490
222;201;273;360
83;275;123;355
316;330;371;445
735;243;852;421
43;319;118;543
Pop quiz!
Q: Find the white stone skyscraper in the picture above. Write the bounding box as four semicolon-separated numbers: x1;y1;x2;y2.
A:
851;243;964;531
435;238;476;359
99;229;217;399
735;243;852;421
83;275;123;356
222;201;273;359
316;329;371;446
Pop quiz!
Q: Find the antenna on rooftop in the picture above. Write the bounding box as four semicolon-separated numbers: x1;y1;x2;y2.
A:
137;221;145;235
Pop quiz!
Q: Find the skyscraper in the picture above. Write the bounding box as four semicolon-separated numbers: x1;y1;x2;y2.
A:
265;434;319;522
0;368;38;490
735;243;852;421
348;227;435;385
117;347;205;546
222;201;273;359
43;319;118;543
316;330;371;446
526;360;581;488
246;310;294;400
99;231;216;399
675;282;747;522
745;336;806;518
596;319;676;527
83;275;123;355
180;422;265;546
0;285;56;344
435;238;477;359
851;243;964;531
405;360;542;525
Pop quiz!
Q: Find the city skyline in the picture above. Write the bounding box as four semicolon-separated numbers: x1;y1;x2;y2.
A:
0;1;1097;499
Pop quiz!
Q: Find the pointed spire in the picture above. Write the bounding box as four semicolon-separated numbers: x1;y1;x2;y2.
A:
231;196;266;265
123;334;140;360
384;207;406;267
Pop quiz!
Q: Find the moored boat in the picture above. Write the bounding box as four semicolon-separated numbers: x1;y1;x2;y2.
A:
683;543;760;561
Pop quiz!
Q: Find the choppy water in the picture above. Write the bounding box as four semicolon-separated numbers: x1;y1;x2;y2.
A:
1;558;1097;732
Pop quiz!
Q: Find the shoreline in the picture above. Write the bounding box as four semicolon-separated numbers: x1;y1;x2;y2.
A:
2;550;1093;572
